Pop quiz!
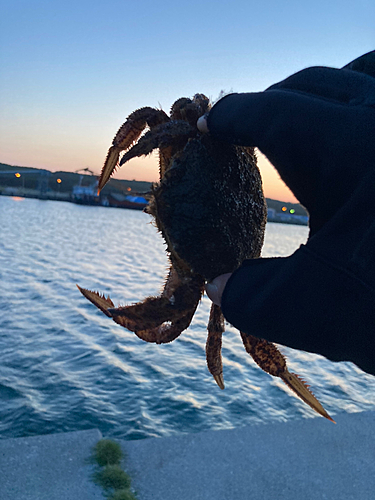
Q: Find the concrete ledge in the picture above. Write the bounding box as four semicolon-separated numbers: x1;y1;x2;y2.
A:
123;410;375;500
1;411;374;500
0;429;104;500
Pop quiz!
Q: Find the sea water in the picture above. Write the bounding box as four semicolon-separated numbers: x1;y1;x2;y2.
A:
0;196;374;440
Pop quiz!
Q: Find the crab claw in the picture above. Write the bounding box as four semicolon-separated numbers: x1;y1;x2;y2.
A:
78;274;205;345
98;146;123;192
98;107;169;192
77;285;140;333
77;286;115;317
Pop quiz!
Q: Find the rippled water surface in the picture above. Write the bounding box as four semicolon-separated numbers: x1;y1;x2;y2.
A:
1;196;374;440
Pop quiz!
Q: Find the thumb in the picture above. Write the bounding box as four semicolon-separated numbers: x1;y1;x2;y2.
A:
205;273;232;306
197;114;209;133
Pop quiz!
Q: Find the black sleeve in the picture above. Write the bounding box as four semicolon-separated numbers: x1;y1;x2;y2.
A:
221;243;375;376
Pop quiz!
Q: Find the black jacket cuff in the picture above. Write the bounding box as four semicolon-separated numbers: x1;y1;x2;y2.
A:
221;245;375;375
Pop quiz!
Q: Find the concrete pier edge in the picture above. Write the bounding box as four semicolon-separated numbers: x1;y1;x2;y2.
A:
1;410;374;500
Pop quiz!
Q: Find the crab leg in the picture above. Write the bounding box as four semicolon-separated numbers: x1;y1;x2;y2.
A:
130;307;200;344
98;107;169;191
240;331;335;423
118;120;195;168
206;304;225;390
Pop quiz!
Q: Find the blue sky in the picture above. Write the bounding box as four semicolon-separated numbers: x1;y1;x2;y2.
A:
1;0;374;201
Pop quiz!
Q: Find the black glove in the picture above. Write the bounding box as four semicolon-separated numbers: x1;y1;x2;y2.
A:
205;51;375;375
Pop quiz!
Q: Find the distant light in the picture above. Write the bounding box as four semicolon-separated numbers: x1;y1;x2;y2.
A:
56;178;62;183
127;187;131;191
281;206;287;212
290;209;295;214
15;173;21;178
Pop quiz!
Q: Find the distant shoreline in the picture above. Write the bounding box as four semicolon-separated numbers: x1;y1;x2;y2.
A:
0;189;309;226
0;161;309;226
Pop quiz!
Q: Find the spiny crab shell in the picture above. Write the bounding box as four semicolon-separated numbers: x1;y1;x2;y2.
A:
78;94;334;423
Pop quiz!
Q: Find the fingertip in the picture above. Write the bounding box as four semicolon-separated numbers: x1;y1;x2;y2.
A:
197;115;209;133
205;273;232;306
205;282;221;306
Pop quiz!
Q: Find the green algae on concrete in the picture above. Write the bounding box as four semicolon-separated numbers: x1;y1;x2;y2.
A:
94;439;123;466
92;439;137;500
94;465;132;490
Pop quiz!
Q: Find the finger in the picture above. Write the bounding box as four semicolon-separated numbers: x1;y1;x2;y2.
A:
205;273;232;306
197;115;209;133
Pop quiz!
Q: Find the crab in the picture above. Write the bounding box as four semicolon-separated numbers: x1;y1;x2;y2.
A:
78;94;334;423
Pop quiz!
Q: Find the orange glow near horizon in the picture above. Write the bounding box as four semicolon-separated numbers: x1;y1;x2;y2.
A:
256;152;298;203
3;148;298;204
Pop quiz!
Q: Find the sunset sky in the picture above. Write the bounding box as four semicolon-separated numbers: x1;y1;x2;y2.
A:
1;0;374;202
